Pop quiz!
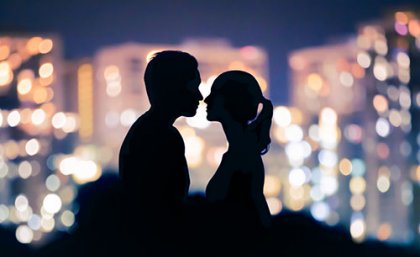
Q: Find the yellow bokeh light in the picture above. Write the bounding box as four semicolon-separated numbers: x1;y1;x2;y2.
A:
0;45;10;61
256;76;268;93
18;69;35;80
4;140;19;159
373;95;388;113
374;39;388;56
61;210;75;227
0;61;13;87
350;194;365;211
77;63;94;141
33;87;49;104
412;166;420;182
39;63;54;78
289;185;305;201
39;76;54;86
357;31;371;49
38;39;53;54
266;197;282;215
59;186;75;204
26;37;43;55
288;199;305;212
273;126;288;144
8;53;22;70
40;217;55;232
289;107;303;124
228;61;246;70
41;102;56;116
388;109;402;127
339;158;352;176
263;175;281;197
350;177;366;194
307;73;323;92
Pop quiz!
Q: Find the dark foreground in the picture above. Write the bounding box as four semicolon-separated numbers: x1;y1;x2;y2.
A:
2;174;420;257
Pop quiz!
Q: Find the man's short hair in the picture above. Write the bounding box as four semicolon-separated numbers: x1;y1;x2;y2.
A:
144;50;198;105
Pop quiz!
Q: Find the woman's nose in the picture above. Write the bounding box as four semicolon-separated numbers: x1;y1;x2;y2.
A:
204;96;210;104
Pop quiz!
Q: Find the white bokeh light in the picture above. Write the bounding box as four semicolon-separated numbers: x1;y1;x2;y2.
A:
43;194;62;214
273;106;291;127
16;225;33;244
289;168;306;187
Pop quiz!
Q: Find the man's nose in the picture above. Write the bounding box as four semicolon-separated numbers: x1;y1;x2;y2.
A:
197;91;204;101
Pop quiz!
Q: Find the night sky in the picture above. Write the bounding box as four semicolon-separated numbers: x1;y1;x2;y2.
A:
1;0;420;104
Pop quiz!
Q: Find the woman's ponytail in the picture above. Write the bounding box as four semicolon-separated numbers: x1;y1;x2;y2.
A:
248;97;273;155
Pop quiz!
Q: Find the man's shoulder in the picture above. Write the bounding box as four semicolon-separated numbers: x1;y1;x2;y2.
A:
121;115;184;148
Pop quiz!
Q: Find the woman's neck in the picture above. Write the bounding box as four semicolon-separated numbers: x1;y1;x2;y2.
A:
221;119;246;148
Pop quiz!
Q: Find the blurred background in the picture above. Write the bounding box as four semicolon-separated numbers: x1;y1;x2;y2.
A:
1;0;420;251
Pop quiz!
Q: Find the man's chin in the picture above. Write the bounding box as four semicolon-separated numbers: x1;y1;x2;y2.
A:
182;110;197;117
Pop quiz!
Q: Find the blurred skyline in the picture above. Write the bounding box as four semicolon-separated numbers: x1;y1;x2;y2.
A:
1;0;420;249
1;0;420;104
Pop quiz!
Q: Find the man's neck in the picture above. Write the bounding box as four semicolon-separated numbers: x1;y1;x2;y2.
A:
148;107;178;125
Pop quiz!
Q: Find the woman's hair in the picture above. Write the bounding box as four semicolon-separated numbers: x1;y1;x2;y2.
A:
213;70;273;155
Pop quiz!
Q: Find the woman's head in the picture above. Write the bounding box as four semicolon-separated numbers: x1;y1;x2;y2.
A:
205;70;263;125
205;70;272;155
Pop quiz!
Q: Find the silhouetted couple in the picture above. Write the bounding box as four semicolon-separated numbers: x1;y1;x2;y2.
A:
119;50;273;256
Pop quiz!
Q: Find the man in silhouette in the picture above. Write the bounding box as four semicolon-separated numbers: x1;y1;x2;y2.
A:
119;50;202;255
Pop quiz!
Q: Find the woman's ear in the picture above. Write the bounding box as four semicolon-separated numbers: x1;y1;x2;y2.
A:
247;103;263;125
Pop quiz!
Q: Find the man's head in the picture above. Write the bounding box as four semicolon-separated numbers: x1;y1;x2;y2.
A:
144;51;202;117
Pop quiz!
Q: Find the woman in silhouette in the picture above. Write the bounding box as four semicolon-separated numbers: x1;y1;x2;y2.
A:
205;70;273;229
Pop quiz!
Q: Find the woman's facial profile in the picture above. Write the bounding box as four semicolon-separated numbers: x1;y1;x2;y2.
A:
205;90;225;122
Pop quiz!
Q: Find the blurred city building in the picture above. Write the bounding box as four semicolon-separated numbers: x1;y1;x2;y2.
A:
0;34;79;245
287;10;420;245
1;9;420;249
